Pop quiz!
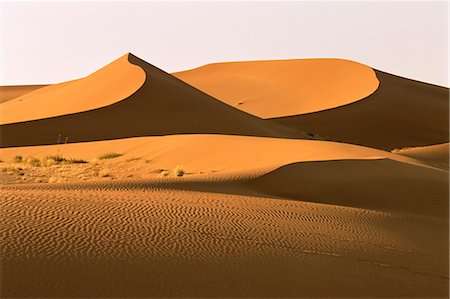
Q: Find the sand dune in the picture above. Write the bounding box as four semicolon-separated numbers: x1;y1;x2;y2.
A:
0;54;146;125
0;134;431;175
247;159;448;218
273;71;449;150
0;54;298;147
175;61;448;150
393;143;449;170
174;58;379;118
0;85;48;104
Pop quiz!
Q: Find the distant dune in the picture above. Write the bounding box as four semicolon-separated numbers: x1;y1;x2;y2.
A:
174;58;379;118
175;61;449;150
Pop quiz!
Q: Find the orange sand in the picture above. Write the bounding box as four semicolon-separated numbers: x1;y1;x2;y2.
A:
174;58;379;118
0;53;448;298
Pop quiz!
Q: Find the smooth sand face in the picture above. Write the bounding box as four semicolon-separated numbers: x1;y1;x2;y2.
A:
0;54;145;124
174;58;380;118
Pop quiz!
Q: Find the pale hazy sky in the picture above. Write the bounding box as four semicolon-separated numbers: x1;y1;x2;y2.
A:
1;1;448;87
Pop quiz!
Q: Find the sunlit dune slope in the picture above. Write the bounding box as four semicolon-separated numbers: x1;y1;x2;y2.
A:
174;58;379;118
273;71;449;150
393;143;449;170
2;134;447;218
0;54;146;125
0;54;298;147
0;134;428;174
0;85;48;104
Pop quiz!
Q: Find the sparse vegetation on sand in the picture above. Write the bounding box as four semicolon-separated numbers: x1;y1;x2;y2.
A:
98;153;123;160
42;155;87;166
24;157;41;167
160;170;169;177
126;157;141;162
173;165;185;177
98;170;111;177
13;155;23;163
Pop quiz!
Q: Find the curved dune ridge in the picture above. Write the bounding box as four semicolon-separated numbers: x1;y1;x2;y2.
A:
0;54;298;147
273;70;449;150
0;85;48;104
0;134;432;175
0;54;146;125
393;143;449;170
2;134;446;218
174;58;380;118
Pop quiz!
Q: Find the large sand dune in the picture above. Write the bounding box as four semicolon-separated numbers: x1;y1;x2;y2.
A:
0;54;298;147
273;71;449;150
0;54;146;124
175;61;448;150
174;58;379;118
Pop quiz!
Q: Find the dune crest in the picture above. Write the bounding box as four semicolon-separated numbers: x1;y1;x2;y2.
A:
174;58;379;118
0;54;146;125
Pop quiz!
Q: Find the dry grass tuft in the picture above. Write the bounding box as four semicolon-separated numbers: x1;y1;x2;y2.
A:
173;165;185;177
98;153;123;160
13;155;23;163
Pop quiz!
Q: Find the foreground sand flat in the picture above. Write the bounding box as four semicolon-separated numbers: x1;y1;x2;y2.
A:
1;181;448;297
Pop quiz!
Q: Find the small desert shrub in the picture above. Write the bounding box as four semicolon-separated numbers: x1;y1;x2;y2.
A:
25;157;41;167
2;166;23;173
126;157;140;162
173;165;185;177
42;155;66;166
160;170;169;177
66;158;88;164
98;170;111;177
98;153;122;160
13;155;23;163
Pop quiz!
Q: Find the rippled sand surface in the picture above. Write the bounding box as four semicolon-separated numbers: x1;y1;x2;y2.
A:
2;181;447;297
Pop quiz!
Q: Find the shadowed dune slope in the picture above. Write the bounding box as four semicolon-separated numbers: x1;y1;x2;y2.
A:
174;58;379;118
393;143;449;170
0;54;298;147
246;159;448;219
273;71;449;150
0;85;48;104
0;54;146;125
